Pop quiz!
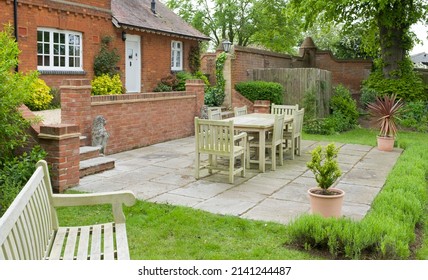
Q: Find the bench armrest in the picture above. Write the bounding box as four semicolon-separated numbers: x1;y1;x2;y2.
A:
52;191;136;223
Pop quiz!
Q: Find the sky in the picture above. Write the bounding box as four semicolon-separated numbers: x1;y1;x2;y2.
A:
410;22;427;55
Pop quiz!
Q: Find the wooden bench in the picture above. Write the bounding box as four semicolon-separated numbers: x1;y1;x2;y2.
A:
0;160;136;260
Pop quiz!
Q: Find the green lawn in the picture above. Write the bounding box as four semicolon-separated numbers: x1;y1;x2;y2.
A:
57;127;428;260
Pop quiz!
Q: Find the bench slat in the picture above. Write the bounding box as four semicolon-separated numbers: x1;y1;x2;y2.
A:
77;227;90;260
63;227;79;260
49;228;67;260
90;225;102;260
115;223;130;260
103;223;114;260
0;160;135;260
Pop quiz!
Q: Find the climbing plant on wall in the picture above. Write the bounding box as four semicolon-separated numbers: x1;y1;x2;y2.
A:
204;52;227;106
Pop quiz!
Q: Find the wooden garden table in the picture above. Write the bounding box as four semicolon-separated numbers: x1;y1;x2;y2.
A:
226;113;293;172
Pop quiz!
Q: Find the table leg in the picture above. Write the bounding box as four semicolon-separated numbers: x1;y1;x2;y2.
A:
259;129;266;172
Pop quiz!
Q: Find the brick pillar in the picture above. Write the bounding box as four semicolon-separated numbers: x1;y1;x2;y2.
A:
60;79;92;145
253;100;271;113
38;124;80;193
185;79;205;117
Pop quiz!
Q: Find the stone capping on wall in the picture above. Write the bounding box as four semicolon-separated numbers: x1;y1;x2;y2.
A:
90;91;195;105
316;50;373;64
233;45;301;60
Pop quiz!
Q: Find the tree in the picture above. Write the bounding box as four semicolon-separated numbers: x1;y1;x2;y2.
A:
165;0;301;53
0;24;38;161
289;0;428;77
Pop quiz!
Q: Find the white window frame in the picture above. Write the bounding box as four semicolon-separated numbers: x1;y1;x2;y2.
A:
171;40;183;71
37;28;83;72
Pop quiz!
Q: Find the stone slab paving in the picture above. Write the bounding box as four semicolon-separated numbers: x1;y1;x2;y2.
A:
72;136;402;225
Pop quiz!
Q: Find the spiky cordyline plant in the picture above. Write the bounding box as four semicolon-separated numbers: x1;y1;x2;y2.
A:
367;94;404;138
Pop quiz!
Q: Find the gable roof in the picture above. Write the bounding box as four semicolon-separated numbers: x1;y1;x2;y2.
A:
111;0;210;41
411;52;428;65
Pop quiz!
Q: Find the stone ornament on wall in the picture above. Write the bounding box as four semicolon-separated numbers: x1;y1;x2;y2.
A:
92;115;110;154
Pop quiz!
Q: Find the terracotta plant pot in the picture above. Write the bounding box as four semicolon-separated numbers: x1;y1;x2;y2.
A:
377;136;394;152
308;187;345;218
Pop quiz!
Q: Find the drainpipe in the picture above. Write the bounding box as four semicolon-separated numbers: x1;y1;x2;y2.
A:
13;0;18;72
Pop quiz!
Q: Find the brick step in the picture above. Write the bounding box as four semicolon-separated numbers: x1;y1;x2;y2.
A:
79;156;115;178
79;146;102;161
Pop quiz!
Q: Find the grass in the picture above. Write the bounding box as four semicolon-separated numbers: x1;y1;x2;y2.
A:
57;127;428;260
57;198;318;260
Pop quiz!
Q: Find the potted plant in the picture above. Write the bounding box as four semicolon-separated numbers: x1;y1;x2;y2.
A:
367;94;404;151
306;143;344;218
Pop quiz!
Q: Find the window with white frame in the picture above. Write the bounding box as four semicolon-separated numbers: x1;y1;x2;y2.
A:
37;28;83;71
171;40;183;71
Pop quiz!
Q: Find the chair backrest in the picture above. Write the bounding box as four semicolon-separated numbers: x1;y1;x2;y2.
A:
293;108;305;137
234;106;247;116
207;107;222;120
271;103;299;117
195;117;234;155
271;113;285;145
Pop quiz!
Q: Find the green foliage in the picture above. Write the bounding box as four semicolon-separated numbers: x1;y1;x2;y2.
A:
188;45;201;73
0;24;38;159
288;130;428;259
0;146;47;217
48;87;61;109
397;100;428;132
204;52;227;106
93;36;120;77
235;81;284;105
24;78;53;111
91;74;123;95
175;71;195;91
167;0;302;54
289;0;428;75
306;143;342;191
303;85;358;135
329;84;359;131
359;86;379;108
363;59;427;102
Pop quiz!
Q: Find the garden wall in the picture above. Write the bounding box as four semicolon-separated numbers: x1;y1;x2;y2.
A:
61;79;205;155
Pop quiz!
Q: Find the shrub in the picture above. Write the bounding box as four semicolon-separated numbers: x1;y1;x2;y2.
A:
362;58;427;102
25;78;53;111
285;137;428;259
235;81;283;105
359;86;378;108
397;100;428;132
93;36;120;77
91;74;123;95
153;83;172;92
330;85;359;130
49;87;61;109
0;146;47;217
204;86;224;107
0;24;37;159
175;71;195;91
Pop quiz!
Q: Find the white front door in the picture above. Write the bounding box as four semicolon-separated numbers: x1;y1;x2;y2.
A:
125;35;141;93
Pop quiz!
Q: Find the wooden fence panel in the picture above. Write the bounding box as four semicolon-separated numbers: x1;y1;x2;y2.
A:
251;68;332;117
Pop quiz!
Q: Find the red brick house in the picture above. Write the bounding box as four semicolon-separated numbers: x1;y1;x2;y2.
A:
1;0;210;92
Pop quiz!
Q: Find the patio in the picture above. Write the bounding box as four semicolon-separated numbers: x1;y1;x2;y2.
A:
72;137;402;224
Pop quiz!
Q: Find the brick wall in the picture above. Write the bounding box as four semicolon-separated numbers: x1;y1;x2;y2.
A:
201;40;373;106
315;51;372;96
61;79;205;155
1;0;200;92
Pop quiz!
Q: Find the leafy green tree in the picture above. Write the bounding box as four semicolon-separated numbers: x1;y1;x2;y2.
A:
165;0;301;53
289;0;428;77
0;24;38;161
